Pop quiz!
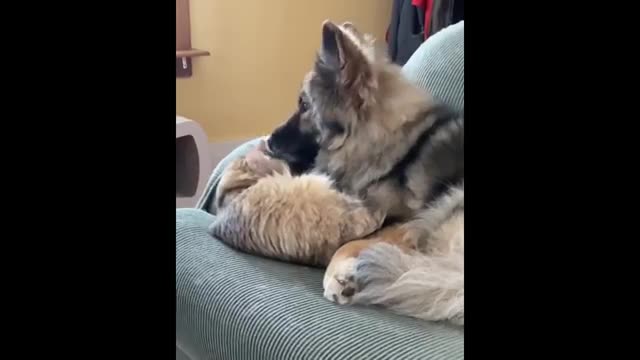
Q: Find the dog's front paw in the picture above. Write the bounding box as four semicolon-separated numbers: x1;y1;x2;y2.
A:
323;257;359;305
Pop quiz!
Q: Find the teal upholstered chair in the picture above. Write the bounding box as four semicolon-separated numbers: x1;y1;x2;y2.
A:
177;21;464;360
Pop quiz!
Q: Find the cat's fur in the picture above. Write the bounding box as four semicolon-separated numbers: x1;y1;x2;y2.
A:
208;139;384;267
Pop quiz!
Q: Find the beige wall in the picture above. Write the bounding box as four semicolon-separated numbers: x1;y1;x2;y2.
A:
176;0;392;142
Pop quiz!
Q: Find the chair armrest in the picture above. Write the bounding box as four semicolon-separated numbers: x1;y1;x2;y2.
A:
194;138;262;213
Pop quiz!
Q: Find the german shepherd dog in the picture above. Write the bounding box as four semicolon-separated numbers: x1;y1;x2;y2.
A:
268;21;464;325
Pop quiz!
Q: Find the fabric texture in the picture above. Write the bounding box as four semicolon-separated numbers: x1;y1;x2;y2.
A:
177;209;463;359
178;21;465;359
403;21;464;112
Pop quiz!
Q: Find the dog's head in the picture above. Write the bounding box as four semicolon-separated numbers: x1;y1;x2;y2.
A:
266;97;320;175
269;20;430;176
268;21;384;167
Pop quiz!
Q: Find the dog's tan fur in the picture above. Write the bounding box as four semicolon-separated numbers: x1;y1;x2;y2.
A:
323;224;415;304
208;139;384;267
324;187;464;325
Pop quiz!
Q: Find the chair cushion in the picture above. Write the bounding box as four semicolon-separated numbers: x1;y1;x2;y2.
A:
402;21;464;112
177;209;463;359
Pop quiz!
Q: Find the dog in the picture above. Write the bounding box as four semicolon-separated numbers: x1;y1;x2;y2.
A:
208;138;384;267
268;20;464;325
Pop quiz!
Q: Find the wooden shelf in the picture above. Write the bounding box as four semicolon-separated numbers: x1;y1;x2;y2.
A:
176;49;209;78
176;49;210;58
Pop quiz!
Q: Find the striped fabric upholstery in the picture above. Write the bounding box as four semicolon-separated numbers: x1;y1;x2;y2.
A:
403;21;465;112
177;21;464;359
177;209;463;359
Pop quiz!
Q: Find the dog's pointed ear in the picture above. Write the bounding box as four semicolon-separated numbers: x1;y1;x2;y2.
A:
320;21;365;69
340;21;363;39
320;20;371;90
320;20;342;69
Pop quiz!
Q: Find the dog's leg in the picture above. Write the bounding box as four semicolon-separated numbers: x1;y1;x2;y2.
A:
323;239;373;305
325;198;387;298
324;225;412;305
342;210;464;325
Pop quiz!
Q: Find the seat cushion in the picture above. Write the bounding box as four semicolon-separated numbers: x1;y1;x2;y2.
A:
177;209;463;359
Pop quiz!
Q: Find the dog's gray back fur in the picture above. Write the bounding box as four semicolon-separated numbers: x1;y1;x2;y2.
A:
354;107;463;221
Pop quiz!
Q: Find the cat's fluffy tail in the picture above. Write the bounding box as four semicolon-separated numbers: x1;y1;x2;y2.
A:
353;242;464;325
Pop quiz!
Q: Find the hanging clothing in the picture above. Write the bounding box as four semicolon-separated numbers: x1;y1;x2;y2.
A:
412;0;435;40
430;0;454;36
452;0;464;24
430;0;464;36
387;0;425;65
387;0;464;65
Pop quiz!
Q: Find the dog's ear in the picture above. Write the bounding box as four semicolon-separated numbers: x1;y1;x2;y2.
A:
320;20;370;87
340;22;364;40
320;20;342;70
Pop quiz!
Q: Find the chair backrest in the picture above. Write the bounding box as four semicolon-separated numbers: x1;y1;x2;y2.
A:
402;21;464;112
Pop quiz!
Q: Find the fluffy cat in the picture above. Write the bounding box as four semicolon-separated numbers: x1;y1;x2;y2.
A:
208;139;384;267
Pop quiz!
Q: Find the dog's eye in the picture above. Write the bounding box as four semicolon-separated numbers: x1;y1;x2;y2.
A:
298;96;309;112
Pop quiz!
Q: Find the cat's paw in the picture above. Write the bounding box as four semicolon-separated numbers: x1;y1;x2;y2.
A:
345;206;386;239
323;257;359;305
362;197;386;228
